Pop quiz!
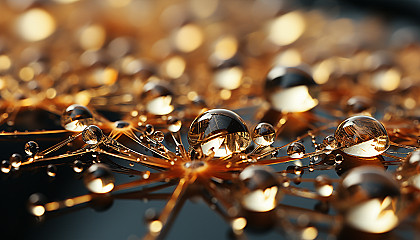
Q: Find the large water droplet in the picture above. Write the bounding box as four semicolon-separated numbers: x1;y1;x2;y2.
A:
265;65;318;113
24;141;39;156
252;123;275;146
188;109;251;157
61;104;94;132
83;163;115;194
335;116;390;157
239;165;280;212
338;166;400;233
82;125;103;145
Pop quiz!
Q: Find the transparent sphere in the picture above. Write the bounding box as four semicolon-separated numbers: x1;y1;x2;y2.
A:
73;160;84;173
47;164;57;177
265;65;318;113
61;104;94;132
82;125;104;145
188;109;251;157
24;141;39;156
140;81;174;115
338;166;400;233
1;159;11;173
10;153;22;168
345;96;372;114
335;116;390;157
287;142;305;158
28;193;47;217
83;163;115;194
252;123;276;146
239;165;280;212
401;151;420;189
152;131;165;142
314;175;333;197
167;117;182;133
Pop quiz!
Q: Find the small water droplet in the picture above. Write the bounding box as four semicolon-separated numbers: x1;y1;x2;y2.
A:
47;164;57;177
28;193;47;217
335;154;343;164
10;153;22;168
61;104;94;132
287;142;305;158
145;124;154;135
143;171;150;179
252;122;276;146
1;159;11;173
314;175;333;197
140;81;174;115
152;131;165;142
239;165;280;212
83;163;115;194
129;162;134;167
82;125;103;145
73;160;84;173
323;135;337;150
25;141;39;156
167;117;182;132
265;66;318;112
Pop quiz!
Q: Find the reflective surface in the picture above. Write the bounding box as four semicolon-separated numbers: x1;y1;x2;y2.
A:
188;109;251;157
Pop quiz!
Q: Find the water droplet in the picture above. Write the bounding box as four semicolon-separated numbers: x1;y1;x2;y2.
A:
323;135;337;150
28;193;47;217
338;166;400;233
152;131;164;142
61;104;94;132
239;165;280;212
143;171;150;179
10;153;22;168
1;159;11;173
335;116;390;157
167;117;182;132
345;96;372;114
265;65;318;112
73;160;84;173
314;175;333;197
140;81;174;115
114;120;130;129
129;162;134;167
25;141;39;156
252;123;276;146
335;154;343;164
188;109;251;157
47;164;57;177
83;163;115;194
145;124;154;135
406;150;420;165
82;125;103;145
293;166;303;176
287;142;305;158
